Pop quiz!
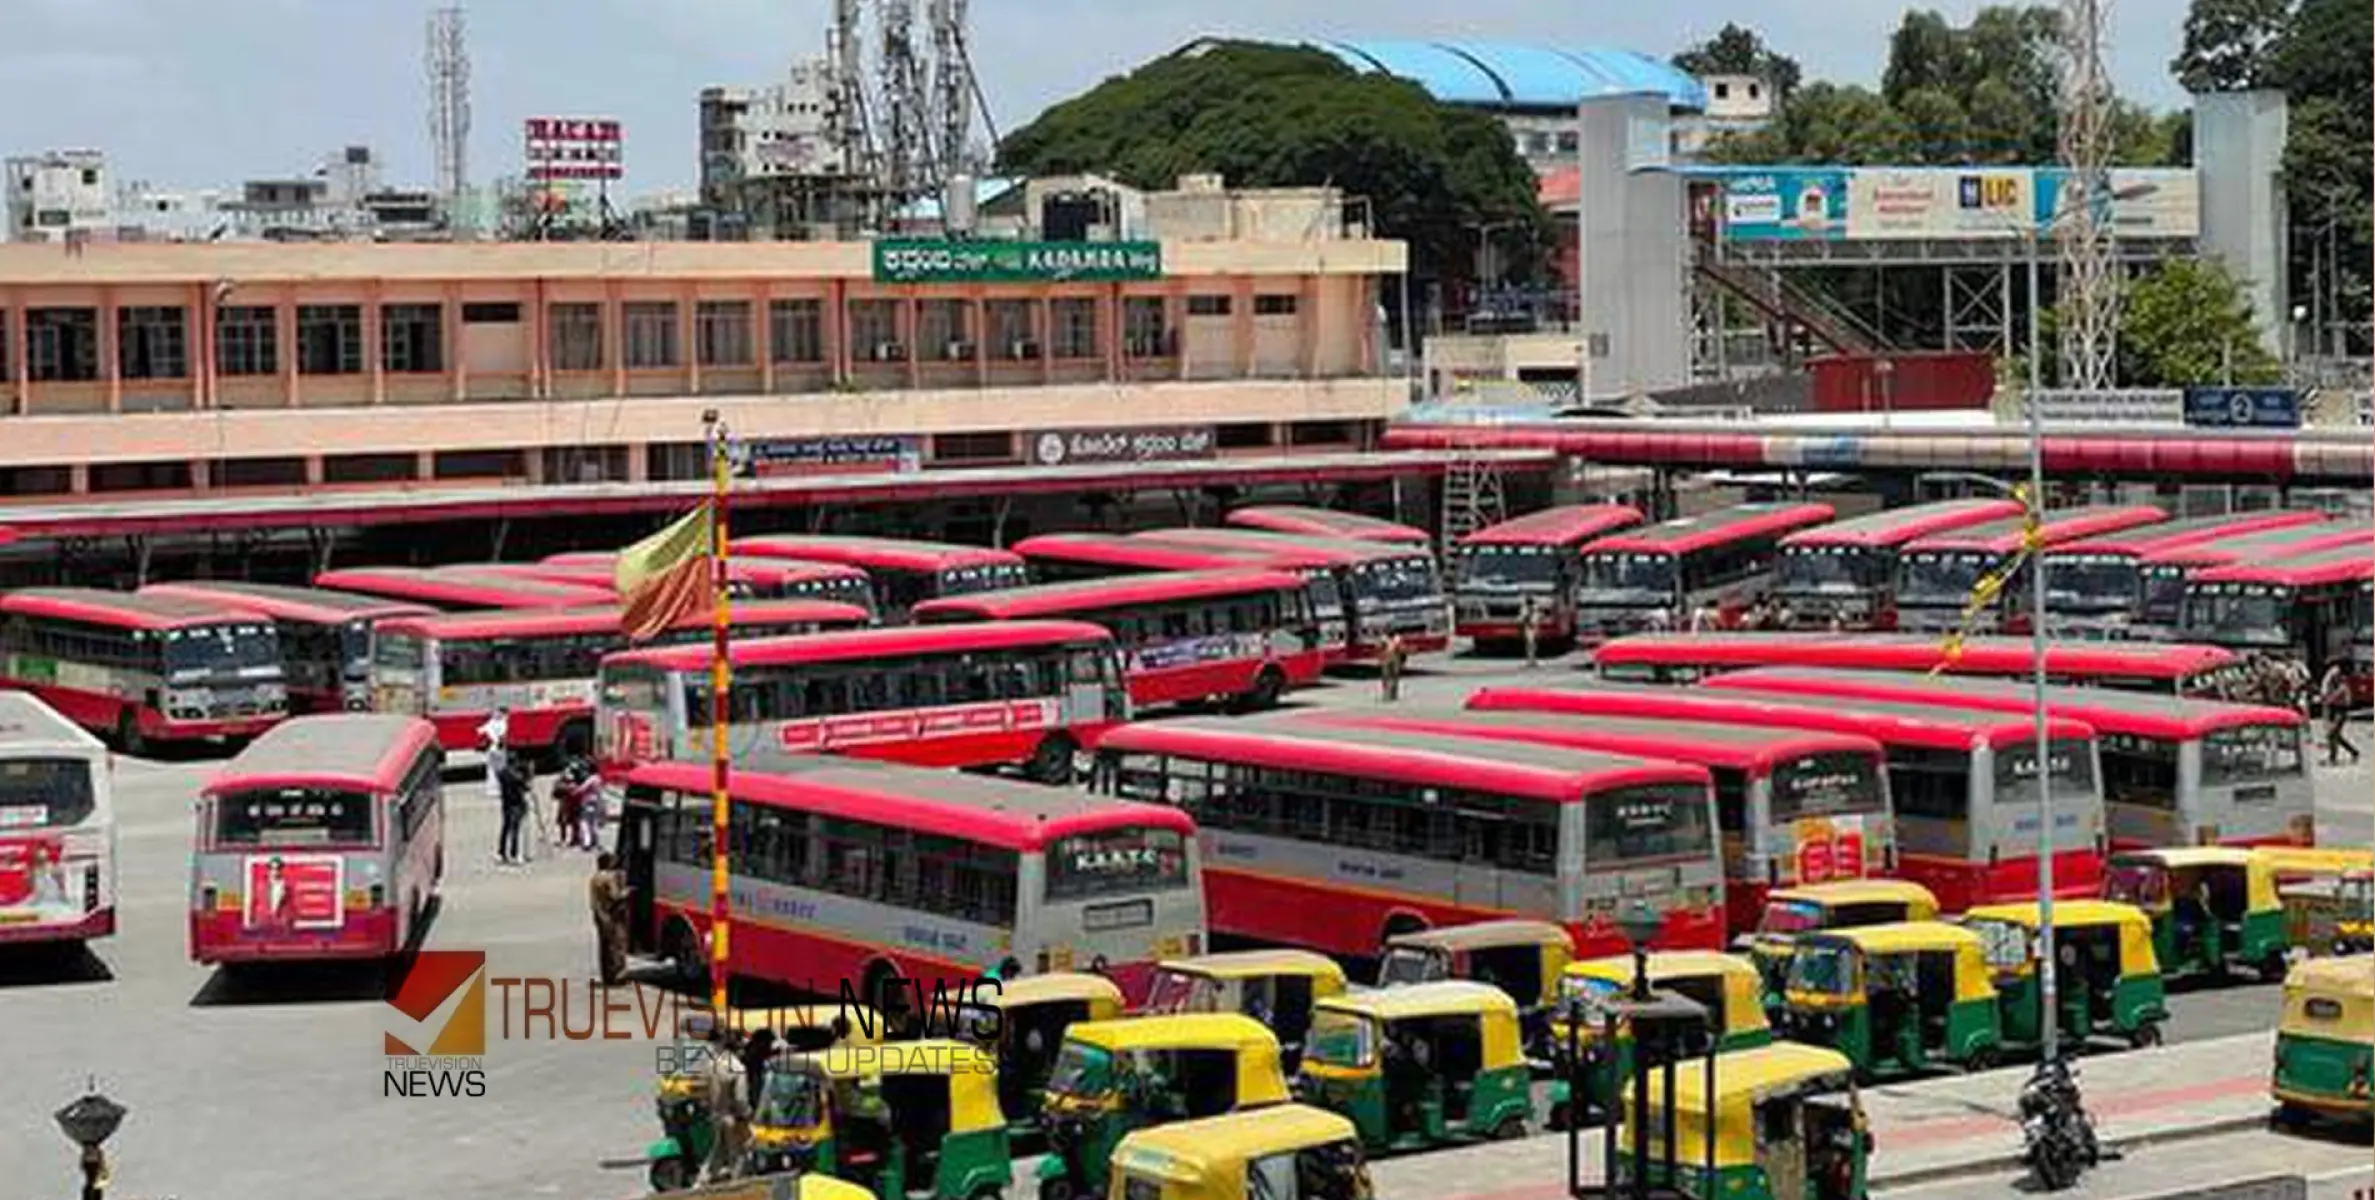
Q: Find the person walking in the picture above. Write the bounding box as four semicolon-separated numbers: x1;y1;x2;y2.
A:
1379;632;1408;703
589;852;632;985
2319;662;2361;766
477;706;511;803
573;764;606;851
1519;596;1542;668
702;1028;752;1184
496;756;531;866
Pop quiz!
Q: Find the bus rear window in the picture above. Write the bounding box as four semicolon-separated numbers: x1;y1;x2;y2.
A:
1584;784;1714;865
1769;752;1886;821
374;632;426;672
212;789;376;846
0;758;96;830
1044;826;1189;901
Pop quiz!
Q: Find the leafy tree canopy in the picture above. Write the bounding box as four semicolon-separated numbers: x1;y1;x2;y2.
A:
2116;258;2281;386
1672;24;1802;99
2170;0;2294;92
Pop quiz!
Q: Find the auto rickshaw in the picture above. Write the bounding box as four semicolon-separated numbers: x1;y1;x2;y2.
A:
647;1004;885;1192
1294;981;1533;1152
2263;847;2375;957
1037;1013;1293;1200
939;972;1127;1136
1739;881;1942;1013
1141;950;1348;1069
1545;951;1772;1126
1962;900;2169;1052
1375;919;1574;1057
2271;953;2375;1128
1781;923;2002;1080
1105;1104;1374;1200
1616;1041;1871;1200
743;1040;1012;1200
801;1179;879;1200
2102;847;2288;980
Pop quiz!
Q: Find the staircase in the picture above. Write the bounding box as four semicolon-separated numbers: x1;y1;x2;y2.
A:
1439;454;1506;545
1693;250;1891;358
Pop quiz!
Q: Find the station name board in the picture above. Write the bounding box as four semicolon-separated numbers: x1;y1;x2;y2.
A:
1029;426;1215;467
873;239;1164;284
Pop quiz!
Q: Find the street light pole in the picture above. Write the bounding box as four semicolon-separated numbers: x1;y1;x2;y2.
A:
2024;219;2059;1065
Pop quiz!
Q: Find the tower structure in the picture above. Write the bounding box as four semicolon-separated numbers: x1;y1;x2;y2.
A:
2055;0;2117;389
829;0;877;184
877;0;931;206
427;5;472;234
928;0;974;178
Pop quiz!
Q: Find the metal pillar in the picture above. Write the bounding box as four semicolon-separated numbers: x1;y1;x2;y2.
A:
1944;264;2013;353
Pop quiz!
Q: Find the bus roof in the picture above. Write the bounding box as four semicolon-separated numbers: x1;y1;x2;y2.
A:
0;586;267;631
2048;510;2326;560
1777;498;2023;550
606;619;1111;672
1135;528;1434;566
310;566;615;609
1467;682;2093;751
1010;533;1285;573
1292;709;1882;774
1901;504;2167;556
2139;522;2361;569
538;553;868;586
1224;505;1432;545
0;692;104;755
1580;503;1836;556
625;755;1193;850
1703;667;2303;738
734;534;1022;572
203;713;438;798
908;570;1307;621
2194;540;2375;586
1457;504;1646;549
377;599;868;641
139;581;433;624
1591;631;2236;682
1097;715;1709;803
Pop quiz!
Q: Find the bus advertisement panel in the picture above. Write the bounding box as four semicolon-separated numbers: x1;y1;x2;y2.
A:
1572;503;1836;640
0;588;288;751
1892;504;2166;635
1772;498;2023;631
140;582;433;714
1451;504;1645;646
0;695;116;946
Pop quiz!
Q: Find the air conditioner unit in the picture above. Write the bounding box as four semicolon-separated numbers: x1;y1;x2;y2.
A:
872;341;905;362
1007;338;1040;361
943;340;975;361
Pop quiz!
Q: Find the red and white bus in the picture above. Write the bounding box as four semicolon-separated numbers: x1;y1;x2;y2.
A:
1699;667;2312;851
1135;528;1450;659
617;755;1206;1003
0;588;288;752
312;566;615;611
0;694;116;947
1089;715;1727;960
1571;503;1837;641
189;714;445;966
1771;498;2024;631
1450;504;1645;647
372;600;869;759
910;570;1325;711
1891;504;2166;635
1468;684;2106;914
597;620;1130;785
1300;709;1893;937
2133;521;2360;637
2042;510;2326;640
1590;631;2243;697
2182;541;2375;699
734;535;1029;619
537;552;878;615
1224;505;1432;546
1013;533;1354;659
141;582;432;715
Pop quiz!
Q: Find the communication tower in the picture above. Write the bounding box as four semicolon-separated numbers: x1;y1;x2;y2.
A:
2056;0;2117;389
426;5;472;235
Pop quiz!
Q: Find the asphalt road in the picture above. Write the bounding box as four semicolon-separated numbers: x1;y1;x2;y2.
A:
1;651;2366;1200
1875;1124;2375;1198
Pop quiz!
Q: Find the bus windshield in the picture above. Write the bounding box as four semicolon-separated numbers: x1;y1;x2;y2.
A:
1578;552;1675;599
2046;554;2139;613
2139;565;2190;625
164;623;280;679
2184;584;2292;646
939;563;1030;597
0;758;96;829
1458;545;1561;588
1353;558;1438;602
339;621;376;680
1993;739;2097;806
1044;827;1189;901
1897;551;1998;606
374;631;427;673
1777;545;1881;593
1786;945;1858;995
1584;784;1715;865
1304;1010;1377;1069
212;788;376;846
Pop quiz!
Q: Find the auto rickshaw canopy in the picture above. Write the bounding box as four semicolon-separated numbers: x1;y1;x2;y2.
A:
982;971;1127;1013
2112;848;2280;913
791;1038;1007;1134
2281;953;2375;1040
1387;919;1573;955
1766;879;1941;917
1311;982;1525;1069
1156;949;1349;987
1055;1013;1292;1111
675;1002;886;1047
1110;1103;1362;1186
1795;922;1997;1004
2258;846;2375;880
800;1176;879;1200
1624;1042;1859;1168
1963;900;2161;978
1563;951;1768;1036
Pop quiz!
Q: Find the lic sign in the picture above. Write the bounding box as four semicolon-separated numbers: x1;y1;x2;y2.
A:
2183;386;2302;430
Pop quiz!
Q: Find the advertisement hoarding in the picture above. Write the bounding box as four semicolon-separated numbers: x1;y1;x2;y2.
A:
524;117;625;182
1713;165;2197;241
1716;168;1849;241
1846;169;2032;239
2033;168;2198;238
744;435;922;477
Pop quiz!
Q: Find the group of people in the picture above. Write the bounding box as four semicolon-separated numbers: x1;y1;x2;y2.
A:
478;707;609;867
2211;655;2362;766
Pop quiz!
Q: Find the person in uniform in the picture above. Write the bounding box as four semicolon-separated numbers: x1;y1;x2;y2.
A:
2320;662;2361;765
1519;595;1542;668
588;852;631;986
703;1028;752;1183
1380;633;1408;702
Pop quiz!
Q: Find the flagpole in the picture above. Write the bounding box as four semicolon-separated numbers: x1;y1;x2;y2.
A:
703;409;733;1017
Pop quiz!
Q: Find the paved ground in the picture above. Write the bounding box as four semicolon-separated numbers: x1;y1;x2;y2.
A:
0;650;2366;1200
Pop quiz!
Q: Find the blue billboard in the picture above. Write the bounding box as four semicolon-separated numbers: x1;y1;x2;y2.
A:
1712;168;1849;241
2183;386;2301;429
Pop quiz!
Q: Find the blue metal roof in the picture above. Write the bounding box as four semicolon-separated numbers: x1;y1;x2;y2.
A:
1311;40;1707;112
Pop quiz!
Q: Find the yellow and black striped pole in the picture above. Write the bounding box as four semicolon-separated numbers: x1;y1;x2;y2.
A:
704;413;734;1017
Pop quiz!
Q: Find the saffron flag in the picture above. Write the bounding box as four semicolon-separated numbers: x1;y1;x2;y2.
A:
616;507;712;642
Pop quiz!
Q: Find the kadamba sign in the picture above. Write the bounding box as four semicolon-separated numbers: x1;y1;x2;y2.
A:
1030;425;1215;467
873;239;1164;284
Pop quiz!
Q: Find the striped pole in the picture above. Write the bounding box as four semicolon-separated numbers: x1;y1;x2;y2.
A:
705;414;733;1017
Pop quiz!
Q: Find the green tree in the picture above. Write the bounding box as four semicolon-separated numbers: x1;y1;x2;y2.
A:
1672;23;1802;100
2170;0;2294;92
2263;0;2372;353
1896;87;1970;163
1882;12;1961;104
2116;259;2281;386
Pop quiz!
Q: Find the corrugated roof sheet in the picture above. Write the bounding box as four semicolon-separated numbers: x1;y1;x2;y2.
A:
1311;40;1707;112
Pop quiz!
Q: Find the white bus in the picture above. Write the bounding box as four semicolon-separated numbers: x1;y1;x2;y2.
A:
0;693;116;947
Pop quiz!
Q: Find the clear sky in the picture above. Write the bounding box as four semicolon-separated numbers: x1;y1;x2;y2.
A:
1;0;2196;194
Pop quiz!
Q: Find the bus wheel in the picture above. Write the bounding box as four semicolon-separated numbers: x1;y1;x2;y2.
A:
116;712;146;757
663;921;706;992
1245;667;1286;711
1026;735;1077;786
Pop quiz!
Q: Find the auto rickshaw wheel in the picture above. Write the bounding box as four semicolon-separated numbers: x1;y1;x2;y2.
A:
1491;1113;1527;1140
649;1155;692;1193
2260;951;2291;982
2126;1023;2162;1050
1964;1045;1998;1073
1038;1177;1078;1200
1545;1100;1571;1131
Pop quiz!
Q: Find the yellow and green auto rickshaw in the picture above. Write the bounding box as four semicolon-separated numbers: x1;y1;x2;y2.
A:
2103;847;2289;981
1375;919;1574;1053
1142;950;1349;1069
1295;981;1533;1153
940;972;1127;1133
1739;881;1942;1013
744;1040;1011;1200
1963;900;2168;1052
1037;1013;1293;1200
1105;1104;1374;1200
1781;922;2003;1080
647;1004;885;1192
2271;953;2374;1129
1545;950;1772;1126
1616;1041;1871;1200
2263;847;2375;957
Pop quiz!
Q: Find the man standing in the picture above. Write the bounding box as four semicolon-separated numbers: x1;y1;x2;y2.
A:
1379;633;1407;703
589;852;631;985
1519;596;1541;668
2319;661;2361;766
702;1028;751;1184
496;757;530;866
478;706;511;804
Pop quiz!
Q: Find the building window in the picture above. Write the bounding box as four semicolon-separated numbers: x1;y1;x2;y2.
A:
1186;294;1231;317
548;302;603;371
461;302;520;324
623;302;680;368
1556;131;1579;153
768;299;823;363
1253;294;1299;317
296;304;364;375
1123;297;1168;357
24;308;98;382
1051;298;1097;359
381;303;444;373
916;300;971;361
117;306;187;380
848;299;902;362
1714;81;1731;100
216;306;278;376
986;300;1037;359
90;460;193;493
695;300;752;366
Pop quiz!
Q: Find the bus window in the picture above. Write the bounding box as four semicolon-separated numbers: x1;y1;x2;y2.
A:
2097;733;2180;810
1045;826;1188;900
213;790;376;846
0;758;95;828
1583;784;1714;866
1767;752;1885;821
2200;725;2304;789
1993;739;2096;807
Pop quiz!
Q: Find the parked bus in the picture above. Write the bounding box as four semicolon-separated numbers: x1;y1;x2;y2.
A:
1589;631;2242;697
1295;709;1892;937
1224;505;1433;546
1089;715;1726;960
1570;502;1837;641
618;755;1204;1003
2133;524;2362;635
1012;533;1353;659
1699;667;2312;851
140;582;432;715
0;694;116;947
910;570;1324;711
1135;528;1450;659
1449;504;1645;647
2042;510;2326;640
1467;684;2105;914
0;588;287;752
596;620;1129;785
1892;504;2167;635
537;552;878;615
372;600;869;759
188;714;444;966
733;535;1028;619
2182;541;2375;697
1771;498;2025;631
312;566;614;611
